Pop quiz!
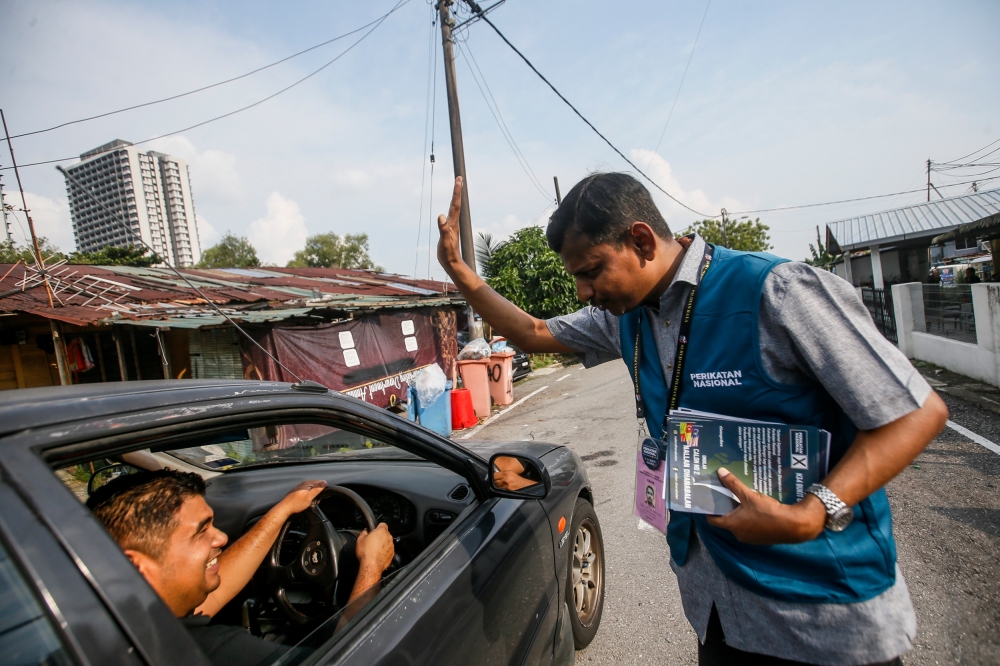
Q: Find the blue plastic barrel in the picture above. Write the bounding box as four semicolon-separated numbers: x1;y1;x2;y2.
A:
407;383;452;438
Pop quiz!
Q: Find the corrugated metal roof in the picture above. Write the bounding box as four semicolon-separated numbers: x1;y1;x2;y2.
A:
826;188;1000;251
0;264;465;327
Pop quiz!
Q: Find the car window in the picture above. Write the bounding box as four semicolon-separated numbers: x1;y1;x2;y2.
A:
162;424;409;471
0;538;73;666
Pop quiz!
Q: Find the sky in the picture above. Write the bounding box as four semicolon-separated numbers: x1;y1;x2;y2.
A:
2;0;998;280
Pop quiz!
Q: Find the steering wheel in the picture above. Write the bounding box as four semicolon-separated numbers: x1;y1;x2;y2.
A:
267;486;376;624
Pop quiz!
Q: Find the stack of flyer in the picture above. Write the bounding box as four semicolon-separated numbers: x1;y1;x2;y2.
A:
634;409;831;532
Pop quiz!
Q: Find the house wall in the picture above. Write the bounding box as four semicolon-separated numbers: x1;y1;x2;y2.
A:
893;282;1000;387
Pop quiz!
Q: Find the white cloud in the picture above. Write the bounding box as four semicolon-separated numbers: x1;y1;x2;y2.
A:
248;192;308;266
146;136;241;204
196;213;220;248
20;192;74;253
630;149;748;227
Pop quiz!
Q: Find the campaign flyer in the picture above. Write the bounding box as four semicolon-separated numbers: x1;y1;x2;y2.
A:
634;437;668;533
667;417;829;516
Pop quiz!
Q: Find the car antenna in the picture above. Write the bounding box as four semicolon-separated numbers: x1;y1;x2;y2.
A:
57;165;325;390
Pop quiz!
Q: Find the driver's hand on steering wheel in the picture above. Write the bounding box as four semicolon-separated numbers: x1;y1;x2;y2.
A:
275;479;328;521
356;523;395;573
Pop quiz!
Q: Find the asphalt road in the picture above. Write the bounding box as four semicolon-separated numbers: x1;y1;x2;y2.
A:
468;361;1000;665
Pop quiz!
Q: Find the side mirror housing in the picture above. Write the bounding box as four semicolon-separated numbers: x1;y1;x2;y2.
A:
488;453;551;499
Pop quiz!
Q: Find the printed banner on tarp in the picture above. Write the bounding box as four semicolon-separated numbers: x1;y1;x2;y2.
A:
240;307;459;409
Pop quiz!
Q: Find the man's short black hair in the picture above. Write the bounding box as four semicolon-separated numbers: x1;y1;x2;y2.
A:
88;469;206;559
546;172;672;253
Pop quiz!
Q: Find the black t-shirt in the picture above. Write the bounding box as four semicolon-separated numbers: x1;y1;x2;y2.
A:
181;615;309;666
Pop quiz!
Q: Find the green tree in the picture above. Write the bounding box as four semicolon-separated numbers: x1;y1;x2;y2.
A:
678;218;772;252
0;237;66;264
804;226;836;268
197;232;260;268
478;226;578;319
475;231;504;277
286;232;382;271
68;245;160;267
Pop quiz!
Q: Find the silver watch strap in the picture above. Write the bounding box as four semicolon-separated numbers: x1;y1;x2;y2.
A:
805;483;847;514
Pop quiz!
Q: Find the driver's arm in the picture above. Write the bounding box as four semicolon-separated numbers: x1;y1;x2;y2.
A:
348;523;394;605
195;480;327;617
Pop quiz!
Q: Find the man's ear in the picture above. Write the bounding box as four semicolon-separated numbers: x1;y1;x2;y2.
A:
629;222;659;260
123;549;159;582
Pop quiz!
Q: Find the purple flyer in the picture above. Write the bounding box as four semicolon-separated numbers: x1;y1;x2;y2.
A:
634;437;667;533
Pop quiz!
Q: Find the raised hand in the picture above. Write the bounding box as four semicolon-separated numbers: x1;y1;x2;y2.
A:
437;177;464;273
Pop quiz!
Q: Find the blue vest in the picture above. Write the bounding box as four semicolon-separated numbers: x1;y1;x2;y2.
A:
620;246;897;603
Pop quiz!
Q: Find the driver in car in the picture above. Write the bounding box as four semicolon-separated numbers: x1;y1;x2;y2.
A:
87;469;395;666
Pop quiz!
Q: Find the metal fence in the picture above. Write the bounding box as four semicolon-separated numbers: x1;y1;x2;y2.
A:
861;287;897;344
922;285;977;344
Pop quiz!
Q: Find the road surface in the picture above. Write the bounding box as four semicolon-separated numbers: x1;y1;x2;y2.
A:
468;360;1000;665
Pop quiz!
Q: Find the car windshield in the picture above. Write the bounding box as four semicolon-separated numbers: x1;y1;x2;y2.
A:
162;424;410;471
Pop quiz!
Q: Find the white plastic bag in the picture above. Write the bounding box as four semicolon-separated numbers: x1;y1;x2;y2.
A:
457;337;492;361
414;363;447;406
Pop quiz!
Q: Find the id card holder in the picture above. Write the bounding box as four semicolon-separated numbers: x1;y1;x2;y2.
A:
634;432;668;533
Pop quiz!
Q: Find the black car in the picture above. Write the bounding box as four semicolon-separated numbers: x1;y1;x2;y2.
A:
0;379;605;665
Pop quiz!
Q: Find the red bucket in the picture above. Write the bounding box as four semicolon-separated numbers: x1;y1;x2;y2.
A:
451;388;478;430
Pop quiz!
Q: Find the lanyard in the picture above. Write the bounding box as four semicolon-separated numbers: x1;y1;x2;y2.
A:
632;245;714;426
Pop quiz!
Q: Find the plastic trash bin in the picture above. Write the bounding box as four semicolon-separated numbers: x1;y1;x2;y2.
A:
451;388;477;430
407;384;452;438
457;358;491;418
487;350;515;406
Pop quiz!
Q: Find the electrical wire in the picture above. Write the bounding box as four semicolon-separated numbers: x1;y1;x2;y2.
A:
937;138;1000;166
427;15;440;282
9;5;407;141
726;176;1000;216
464;3;712;218
1;0;411;173
456;39;552;202
647;0;710;171
415;6;437;280
57;165;309;384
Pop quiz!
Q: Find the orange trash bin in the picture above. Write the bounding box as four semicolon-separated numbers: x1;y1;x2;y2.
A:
487;350;515;406
457;358;491;418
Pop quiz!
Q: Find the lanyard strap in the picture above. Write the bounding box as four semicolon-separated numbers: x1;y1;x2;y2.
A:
632;245;714;424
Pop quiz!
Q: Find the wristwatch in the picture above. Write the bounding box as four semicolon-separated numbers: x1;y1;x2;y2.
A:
805;484;854;532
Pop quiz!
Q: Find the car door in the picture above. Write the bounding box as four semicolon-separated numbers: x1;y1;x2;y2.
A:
323;494;558;666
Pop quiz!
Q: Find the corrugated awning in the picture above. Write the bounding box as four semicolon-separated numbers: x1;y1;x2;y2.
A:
826;188;1000;252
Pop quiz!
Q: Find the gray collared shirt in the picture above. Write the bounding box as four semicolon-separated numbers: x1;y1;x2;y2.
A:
546;234;927;665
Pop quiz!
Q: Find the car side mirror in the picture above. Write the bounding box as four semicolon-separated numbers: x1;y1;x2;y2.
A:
489;454;550;499
87;463;142;497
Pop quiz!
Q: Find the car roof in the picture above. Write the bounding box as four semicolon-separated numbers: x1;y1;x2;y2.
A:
0;380;310;436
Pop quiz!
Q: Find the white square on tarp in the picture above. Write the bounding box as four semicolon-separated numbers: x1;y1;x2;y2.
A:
339;331;355;349
404;336;418;352
343;349;360;367
401;320;415;335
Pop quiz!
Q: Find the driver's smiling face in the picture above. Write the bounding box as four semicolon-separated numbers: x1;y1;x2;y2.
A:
156;495;228;613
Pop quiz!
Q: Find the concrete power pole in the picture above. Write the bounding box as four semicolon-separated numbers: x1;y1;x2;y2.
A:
438;1;477;274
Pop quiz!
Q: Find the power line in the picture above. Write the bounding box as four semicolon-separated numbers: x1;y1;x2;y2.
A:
647;0;710;171
726;176;1000;216
938;137;1000;166
464;2;712;218
9;5;406;141
456;38;552;202
415;5;437;279
1;0;411;173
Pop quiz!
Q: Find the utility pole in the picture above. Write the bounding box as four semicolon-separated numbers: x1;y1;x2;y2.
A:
0;173;12;241
438;1;477;273
1;109;54;307
927;159;931;202
553;176;562;205
720;208;729;248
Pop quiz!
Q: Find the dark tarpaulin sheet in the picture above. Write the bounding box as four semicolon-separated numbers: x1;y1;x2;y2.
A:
240;308;458;409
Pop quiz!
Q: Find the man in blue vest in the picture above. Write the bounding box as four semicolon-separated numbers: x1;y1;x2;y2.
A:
436;174;948;665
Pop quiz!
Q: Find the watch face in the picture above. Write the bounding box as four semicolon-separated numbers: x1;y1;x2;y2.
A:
828;507;854;532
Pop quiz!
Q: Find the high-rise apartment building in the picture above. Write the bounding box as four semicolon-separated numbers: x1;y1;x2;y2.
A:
63;139;201;266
